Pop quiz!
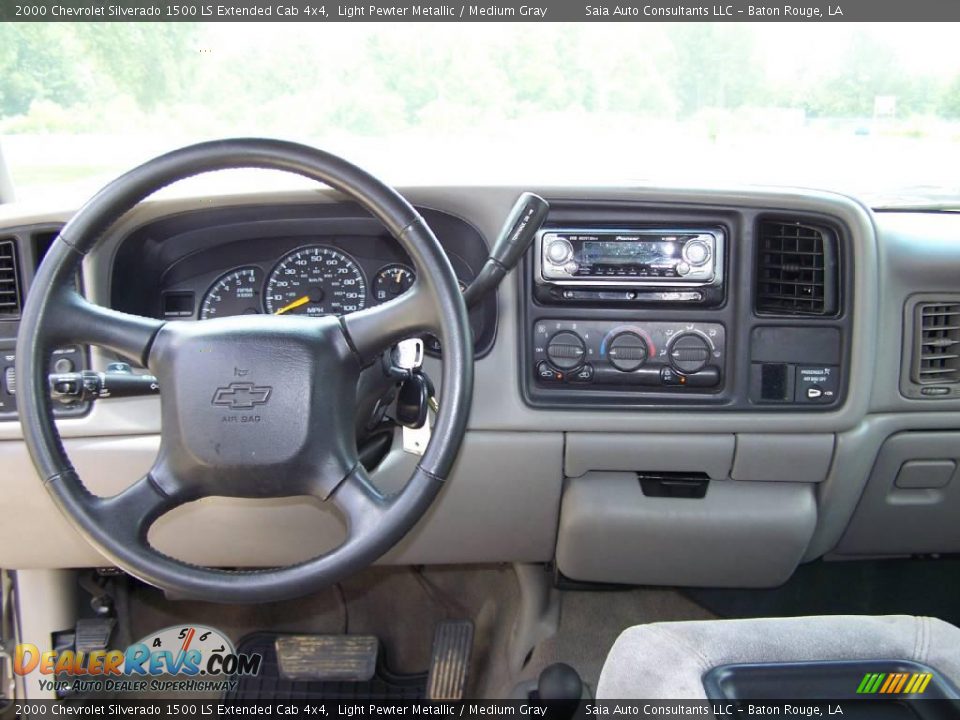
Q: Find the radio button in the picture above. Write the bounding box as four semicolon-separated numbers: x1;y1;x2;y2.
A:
676;261;691;276
607;332;649;372
683;239;712;266
546;331;586;370
546;238;574;264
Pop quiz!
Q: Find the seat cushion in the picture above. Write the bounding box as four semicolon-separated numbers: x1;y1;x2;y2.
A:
597;615;960;699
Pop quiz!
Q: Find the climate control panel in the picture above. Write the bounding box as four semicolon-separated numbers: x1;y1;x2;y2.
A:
532;319;725;391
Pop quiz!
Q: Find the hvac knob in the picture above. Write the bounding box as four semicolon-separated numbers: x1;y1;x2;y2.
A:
547;331;586;370
607;332;649;372
668;332;711;374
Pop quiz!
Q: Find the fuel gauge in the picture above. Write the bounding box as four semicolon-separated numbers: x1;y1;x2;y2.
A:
373;263;415;303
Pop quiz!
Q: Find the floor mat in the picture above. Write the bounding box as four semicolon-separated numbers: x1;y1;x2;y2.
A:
224;632;427;700
124;565;519;698
687;557;960;627
510;586;717;697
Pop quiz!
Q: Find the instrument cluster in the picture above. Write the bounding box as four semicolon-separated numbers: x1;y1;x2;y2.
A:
156;237;473;323
111;205;496;357
192;245;417;320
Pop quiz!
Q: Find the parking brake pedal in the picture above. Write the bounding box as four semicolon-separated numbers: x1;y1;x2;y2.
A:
74;618;115;653
275;635;379;682
426;620;474;701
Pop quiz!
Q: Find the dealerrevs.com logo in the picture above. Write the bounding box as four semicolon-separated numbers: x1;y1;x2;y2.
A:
13;625;262;694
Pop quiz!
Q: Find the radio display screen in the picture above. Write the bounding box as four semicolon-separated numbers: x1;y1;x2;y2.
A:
582;240;678;266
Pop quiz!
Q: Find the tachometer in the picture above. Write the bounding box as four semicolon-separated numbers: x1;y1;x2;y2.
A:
199;267;264;319
265;246;367;316
373;263;415;303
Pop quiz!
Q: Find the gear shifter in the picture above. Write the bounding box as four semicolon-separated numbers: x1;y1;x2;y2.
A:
536;662;584;701
462;192;549;307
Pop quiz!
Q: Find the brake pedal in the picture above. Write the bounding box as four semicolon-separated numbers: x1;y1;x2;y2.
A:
426;620;473;701
275;635;379;682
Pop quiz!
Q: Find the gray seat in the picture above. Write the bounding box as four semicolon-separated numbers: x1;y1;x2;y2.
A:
597;615;960;699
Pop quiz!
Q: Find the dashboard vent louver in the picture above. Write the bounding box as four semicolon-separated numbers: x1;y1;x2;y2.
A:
913;302;960;385
0;238;22;318
756;220;837;316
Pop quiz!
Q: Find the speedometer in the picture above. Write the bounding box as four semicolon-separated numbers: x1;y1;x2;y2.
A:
264;246;367;316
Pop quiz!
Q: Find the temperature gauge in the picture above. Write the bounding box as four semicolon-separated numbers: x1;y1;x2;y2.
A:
373;263;415;303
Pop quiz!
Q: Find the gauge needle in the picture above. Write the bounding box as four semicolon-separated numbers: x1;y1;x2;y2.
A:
274;295;310;315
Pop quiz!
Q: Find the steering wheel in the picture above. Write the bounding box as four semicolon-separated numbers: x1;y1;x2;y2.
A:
16;139;473;603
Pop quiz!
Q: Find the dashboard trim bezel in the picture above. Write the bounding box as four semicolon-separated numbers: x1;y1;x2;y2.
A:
0;183;885;439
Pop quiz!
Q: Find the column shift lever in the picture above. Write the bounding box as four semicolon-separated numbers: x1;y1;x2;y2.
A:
461;192;549;307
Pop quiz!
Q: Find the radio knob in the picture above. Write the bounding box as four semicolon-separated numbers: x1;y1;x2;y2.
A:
546;331;586;370
546;238;574;265
607;332;649;372
682;240;711;266
668;332;711;374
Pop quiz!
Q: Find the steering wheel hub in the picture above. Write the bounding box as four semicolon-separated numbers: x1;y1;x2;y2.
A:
149;314;360;501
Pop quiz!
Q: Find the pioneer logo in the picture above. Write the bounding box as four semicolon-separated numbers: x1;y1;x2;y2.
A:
211;382;272;410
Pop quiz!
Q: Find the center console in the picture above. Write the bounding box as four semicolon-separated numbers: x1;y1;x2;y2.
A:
532;319;725;390
520;201;852;410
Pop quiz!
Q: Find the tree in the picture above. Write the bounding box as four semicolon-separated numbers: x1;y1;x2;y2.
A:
941;75;960;119
73;24;199;110
667;25;765;114
0;25;86;116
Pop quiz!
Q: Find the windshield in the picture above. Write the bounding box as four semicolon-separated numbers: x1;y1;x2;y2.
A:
2;22;959;207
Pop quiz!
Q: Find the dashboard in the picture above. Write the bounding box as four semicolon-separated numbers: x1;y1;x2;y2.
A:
108;203;497;357
1;183;959;591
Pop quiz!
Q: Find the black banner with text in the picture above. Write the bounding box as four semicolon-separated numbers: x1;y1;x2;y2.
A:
5;0;960;22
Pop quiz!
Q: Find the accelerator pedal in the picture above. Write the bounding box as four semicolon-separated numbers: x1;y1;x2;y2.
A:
276;635;378;682
426;620;474;701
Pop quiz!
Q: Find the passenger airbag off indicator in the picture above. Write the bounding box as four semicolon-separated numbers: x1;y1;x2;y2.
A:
795;365;840;403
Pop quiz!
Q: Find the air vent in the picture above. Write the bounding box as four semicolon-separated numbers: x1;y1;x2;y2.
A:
913;302;960;386
756;220;838;316
0;238;21;318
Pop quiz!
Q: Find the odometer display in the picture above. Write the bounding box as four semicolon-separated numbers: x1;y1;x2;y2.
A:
199;266;264;319
265;246;367;316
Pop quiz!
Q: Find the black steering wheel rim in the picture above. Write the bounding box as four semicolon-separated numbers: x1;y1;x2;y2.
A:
15;138;473;603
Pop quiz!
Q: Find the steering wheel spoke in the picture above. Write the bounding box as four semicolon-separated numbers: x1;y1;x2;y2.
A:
86;473;184;546
49;289;164;367
342;280;440;363
327;465;389;537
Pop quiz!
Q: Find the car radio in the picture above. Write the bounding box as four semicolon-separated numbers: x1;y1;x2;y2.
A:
534;227;725;306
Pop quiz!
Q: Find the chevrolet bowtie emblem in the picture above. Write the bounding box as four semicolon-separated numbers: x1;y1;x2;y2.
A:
211;382;272;410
